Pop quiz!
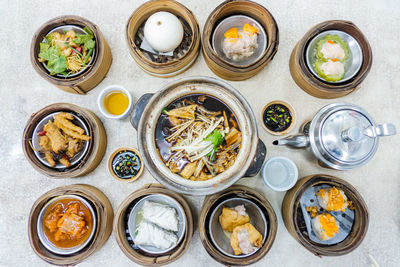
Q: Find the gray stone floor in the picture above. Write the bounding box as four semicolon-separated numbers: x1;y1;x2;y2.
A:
0;0;399;266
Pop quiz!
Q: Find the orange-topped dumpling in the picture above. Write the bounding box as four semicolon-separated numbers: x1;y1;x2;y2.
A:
223;23;259;61
311;213;339;241
316;187;348;212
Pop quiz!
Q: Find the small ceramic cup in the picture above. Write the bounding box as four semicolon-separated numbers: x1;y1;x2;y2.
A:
97;85;133;119
261;157;298;191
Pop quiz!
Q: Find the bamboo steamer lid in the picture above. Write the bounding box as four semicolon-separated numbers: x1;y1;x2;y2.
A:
202;0;279;81
28;184;114;266
199;185;277;266
126;0;200;77
289;20;373;99
31;15;112;94
22;103;107;178
113;184;194;266
281;174;369;256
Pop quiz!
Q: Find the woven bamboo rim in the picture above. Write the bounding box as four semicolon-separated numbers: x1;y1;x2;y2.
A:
199;185;277;266
113;184;194;266
107;147;144;182
202;0;279;81
22;103;107;178
261;100;296;136
126;0;200;77
289;20;373;99
30;15;112;94
281;174;369;256
28;184;114;266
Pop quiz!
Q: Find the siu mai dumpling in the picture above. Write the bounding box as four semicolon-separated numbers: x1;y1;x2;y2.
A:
134;221;178;250
316;187;348;212
230;223;263;255
311;213;339;241
219;205;250;232
142;201;179;232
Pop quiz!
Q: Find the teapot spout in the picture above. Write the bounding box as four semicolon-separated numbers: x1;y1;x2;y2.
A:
272;135;310;148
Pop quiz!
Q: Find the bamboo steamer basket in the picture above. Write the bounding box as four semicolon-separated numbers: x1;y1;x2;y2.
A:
290;20;373;99
282;174;369;256
31;15;112;94
202;0;279;81
22;103;107;178
114;184;194;266
28;184;114;266
199;185;277;266
126;0;200;77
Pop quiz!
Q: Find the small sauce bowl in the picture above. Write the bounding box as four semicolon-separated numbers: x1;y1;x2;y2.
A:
261;100;295;136
261;157;298;191
97;85;133;119
108;147;144;182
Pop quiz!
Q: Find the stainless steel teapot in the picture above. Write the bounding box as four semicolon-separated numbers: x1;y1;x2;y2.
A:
273;103;396;170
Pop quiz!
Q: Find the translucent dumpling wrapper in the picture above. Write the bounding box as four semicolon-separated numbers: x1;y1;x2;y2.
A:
142;200;179;232
219;205;250;232
230;223;263;255
311;213;339;241
316;187;348;212
315;59;345;82
316;34;349;61
134;221;178;250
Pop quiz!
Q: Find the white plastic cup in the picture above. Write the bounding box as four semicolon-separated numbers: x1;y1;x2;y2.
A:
97;85;133;119
261;156;298;191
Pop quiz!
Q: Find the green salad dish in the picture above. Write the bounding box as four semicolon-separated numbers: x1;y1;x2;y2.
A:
38;25;96;78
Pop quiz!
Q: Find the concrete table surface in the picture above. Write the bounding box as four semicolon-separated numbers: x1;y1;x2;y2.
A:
0;0;399;266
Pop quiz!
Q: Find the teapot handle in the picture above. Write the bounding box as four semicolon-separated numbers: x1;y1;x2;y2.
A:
364;123;396;138
243;139;267;177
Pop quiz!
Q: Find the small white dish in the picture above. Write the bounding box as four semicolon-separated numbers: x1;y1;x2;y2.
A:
97;85;133;119
261;157;298;192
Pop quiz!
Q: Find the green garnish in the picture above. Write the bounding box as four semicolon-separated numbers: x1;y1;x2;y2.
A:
39;44;67;75
204;130;224;161
162;107;168;115
73;27;96;50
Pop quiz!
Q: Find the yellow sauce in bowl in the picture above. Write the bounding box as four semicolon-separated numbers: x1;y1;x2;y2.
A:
104;91;129;115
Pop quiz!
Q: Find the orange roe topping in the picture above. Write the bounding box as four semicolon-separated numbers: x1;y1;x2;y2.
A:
224;27;238;39
243;23;258;35
318;213;339;239
317;187;347;212
331;58;339;62
306;206;318;218
328;40;335;44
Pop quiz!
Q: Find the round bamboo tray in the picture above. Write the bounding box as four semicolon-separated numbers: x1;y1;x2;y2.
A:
126;0;200;77
202;0;279;81
289;20;373;99
281;174;369;256
31;15;112;94
113;184;194;266
28;184;114;266
199;185;277;265
22;103;107;178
